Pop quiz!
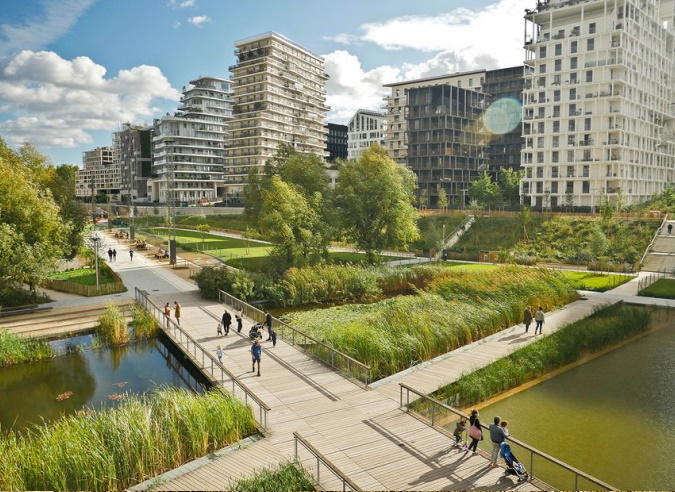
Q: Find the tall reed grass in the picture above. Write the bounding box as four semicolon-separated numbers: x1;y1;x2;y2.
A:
131;304;161;340
228;462;316;491
0;387;257;491
433;304;651;407
0;328;53;367
284;267;578;380
96;303;129;345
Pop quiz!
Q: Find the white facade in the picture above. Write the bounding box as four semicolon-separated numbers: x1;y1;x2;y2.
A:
347;109;386;160
226;31;329;194
75;147;119;199
521;0;675;209
150;76;233;205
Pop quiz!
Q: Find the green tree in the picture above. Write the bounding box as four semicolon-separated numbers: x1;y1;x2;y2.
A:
519;206;532;241
335;145;419;263
589;226;609;259
497;168;522;207
437;187;448;212
469;171;501;208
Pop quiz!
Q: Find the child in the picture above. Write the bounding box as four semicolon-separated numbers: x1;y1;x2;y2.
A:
216;345;223;363
217;322;223;337
251;339;262;376
236;310;243;333
454;418;467;448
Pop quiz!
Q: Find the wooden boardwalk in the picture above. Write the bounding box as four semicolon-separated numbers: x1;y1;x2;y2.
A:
132;294;556;491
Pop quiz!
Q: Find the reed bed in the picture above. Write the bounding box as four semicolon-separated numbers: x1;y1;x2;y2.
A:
432;304;651;407
0;387;257;491
131;304;161;340
228;462;316;491
284;267;578;380
96;303;129;345
0;328;53;367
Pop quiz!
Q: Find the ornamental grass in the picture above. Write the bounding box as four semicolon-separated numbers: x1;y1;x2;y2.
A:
0;387;257;491
284;267;578;380
432;304;651;408
229;462;316;491
131;304;161;340
0;328;53;367
96;303;128;346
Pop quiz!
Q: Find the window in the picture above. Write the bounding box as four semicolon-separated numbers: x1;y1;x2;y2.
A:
538;122;545;133
536;165;544;177
552;166;559;178
551;182;559;193
567;150;574;161
540;46;547;58
458;80;462;87
554;90;561;102
570;73;578;83
571;40;578;53
589;22;596;34
586;70;593;82
552;151;559;163
538;107;545;118
555;44;562;56
537;136;544;148
570;57;577;69
553;105;561;117
537;153;544;164
569;120;576;131
555;59;562;71
469;78;473;86
587;38;595;51
566;181;574;193
569;103;577;116
583;165;589;177
537;182;544;193
567;166;575;177
539;64;547;74
569;88;577;100
553;74;561;85
552;136;560;147
582;181;590;193
538;91;546;103
553;121;560;133
568;135;575;145
584;118;592;131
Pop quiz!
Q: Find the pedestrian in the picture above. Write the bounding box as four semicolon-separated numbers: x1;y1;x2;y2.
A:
216;345;223;363
112;248;117;261
164;302;171;318
534;306;545;335
251;338;262;376
129;249;134;261
489;416;509;468
108;248;113;262
467;409;482;454
669;223;673;235
265;310;276;346
453;418;467;448
216;322;223;337
174;301;181;326
222;309;232;335
523;306;533;333
235;309;243;333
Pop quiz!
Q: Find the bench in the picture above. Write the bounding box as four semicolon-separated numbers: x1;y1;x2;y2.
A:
154;248;169;259
136;241;148;250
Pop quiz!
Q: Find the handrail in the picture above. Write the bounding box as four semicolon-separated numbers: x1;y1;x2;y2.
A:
398;382;615;491
218;289;372;386
639;213;669;269
293;432;361;491
134;288;271;429
435;214;474;261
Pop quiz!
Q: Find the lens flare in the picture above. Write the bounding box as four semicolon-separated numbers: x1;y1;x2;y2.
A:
483;98;522;135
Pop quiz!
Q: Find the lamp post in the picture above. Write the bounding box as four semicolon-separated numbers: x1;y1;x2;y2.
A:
91;234;100;290
462;189;468;210
164;138;177;265
126;154;135;240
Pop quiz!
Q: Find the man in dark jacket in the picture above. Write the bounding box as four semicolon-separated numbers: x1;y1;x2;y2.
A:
222;309;232;335
489;416;509;467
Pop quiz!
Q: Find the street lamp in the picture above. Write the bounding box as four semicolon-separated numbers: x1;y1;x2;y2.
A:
126;153;135;240
164;138;177;265
461;189;468;210
90;234;100;290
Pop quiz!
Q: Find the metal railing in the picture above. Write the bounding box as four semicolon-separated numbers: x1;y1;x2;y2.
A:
294;432;361;491
399;383;615;491
638;269;670;292
218;289;372;386
639;213;669;269
135;288;271;429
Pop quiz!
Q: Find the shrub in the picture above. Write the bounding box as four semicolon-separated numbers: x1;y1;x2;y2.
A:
96;303;129;345
0;285;51;308
194;266;258;300
131;304;161;340
0;329;53;367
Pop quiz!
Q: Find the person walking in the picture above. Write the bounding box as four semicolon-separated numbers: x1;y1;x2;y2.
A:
216;345;223;364
174;301;181;326
467;409;482;454
265;310;276;346
112;248;117;261
222;309;232;335
534;307;545;335
108;248;113;262
129;249;134;261
489;416;509;468
235;309;243;333
251;339;262;376
523;306;533;334
453;419;467;448
216;322;223;337
669;223;673;236
164;302;171;318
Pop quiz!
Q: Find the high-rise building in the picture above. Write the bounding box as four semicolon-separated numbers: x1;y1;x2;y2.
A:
150;76;233;205
325;123;348;163
521;0;675;209
75;146;119;200
225;31;329;195
347;109;387;160
113;123;152;204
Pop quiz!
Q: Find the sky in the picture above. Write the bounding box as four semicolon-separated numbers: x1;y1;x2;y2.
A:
0;0;534;165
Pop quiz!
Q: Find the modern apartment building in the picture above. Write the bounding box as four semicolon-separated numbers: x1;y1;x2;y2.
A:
113;123;152;204
75;146;119;200
347;109;386;160
225;31;330;195
150;76;233;205
521;0;675;209
407;85;491;206
325;122;348;163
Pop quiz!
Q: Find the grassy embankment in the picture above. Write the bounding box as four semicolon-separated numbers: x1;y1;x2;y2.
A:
639;278;675;300
0;387;257;492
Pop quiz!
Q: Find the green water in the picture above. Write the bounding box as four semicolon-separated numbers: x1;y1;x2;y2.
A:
479;306;675;490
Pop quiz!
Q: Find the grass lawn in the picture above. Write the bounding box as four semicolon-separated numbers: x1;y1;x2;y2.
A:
228;250;408;273
49;267;118;286
561;271;633;291
177;213;249;232
639;278;675;299
438;261;502;272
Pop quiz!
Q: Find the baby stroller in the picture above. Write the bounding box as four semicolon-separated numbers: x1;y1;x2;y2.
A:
500;442;529;482
249;323;264;341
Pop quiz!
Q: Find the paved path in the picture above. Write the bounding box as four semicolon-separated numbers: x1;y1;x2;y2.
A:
641;219;675;273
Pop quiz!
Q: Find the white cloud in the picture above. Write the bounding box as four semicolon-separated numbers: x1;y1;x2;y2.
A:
188;15;211;27
0;0;97;58
0;50;180;149
168;0;197;8
324;0;530;123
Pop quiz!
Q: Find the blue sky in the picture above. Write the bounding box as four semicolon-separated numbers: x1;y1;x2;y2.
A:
0;0;532;165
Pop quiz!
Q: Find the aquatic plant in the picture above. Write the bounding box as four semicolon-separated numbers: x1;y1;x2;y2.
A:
0;387;257;491
131;304;161;340
96;303;128;346
229;462;316;491
0;328;53;367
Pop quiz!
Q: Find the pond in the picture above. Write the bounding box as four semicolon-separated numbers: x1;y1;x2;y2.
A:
0;333;211;432
477;306;675;490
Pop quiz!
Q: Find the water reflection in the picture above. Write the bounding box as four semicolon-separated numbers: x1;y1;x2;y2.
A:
0;334;210;432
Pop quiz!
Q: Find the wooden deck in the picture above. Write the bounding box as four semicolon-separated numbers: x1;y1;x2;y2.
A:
133;296;557;491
